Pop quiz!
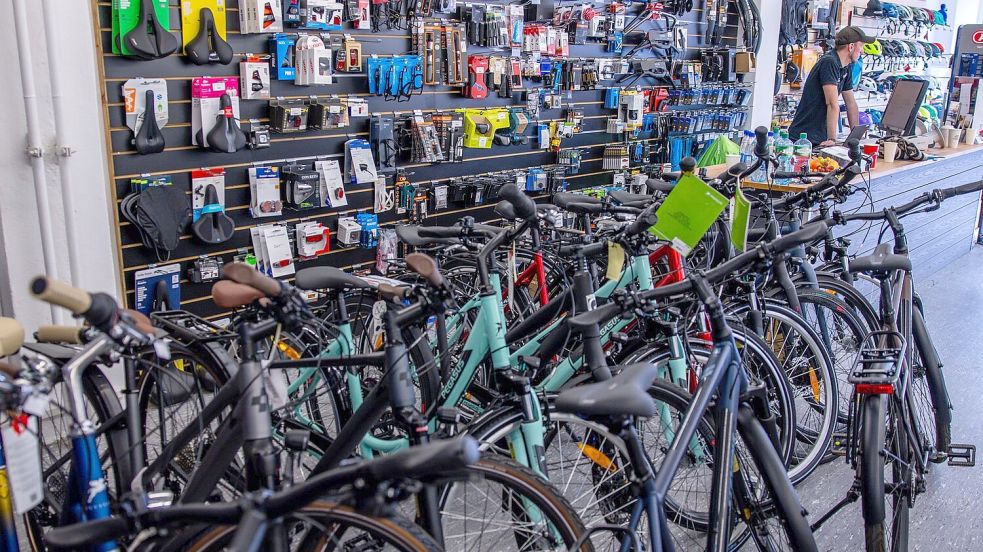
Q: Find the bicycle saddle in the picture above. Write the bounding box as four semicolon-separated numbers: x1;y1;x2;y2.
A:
186;7;234;65
134;90;165;154
191;185;235;244
295;267;371;291
123;0;179;59
202;94;246;153
554;362;661;418
553;192;602;209
609;190;653;207
848;243;911;276
395;225;459;247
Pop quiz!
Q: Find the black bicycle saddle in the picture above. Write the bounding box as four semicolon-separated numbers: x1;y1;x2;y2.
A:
192;185;235;244
123;0;179;59
186;7;234;65
203;94;246;153
134;90;165;154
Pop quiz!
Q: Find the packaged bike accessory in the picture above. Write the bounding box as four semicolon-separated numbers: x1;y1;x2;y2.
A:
376;228;397;274
260;224;296;277
284;0;302;25
134;264;181;315
120;185;191;262
281;163;321;209
182;3;233;65
370;115;397;175
249;166;283;217
336;37;362;72
191;184;235;244
301;0;344;30
348;97;369;117
308;97;349;129
191;77;242;148
462;108;509;148
294;35;334;85
122;79;168;154
187;256;224;283
296;221;330;258
356;213;379;248
345;139;378;184
114;0;178;58
466;55;489;99
129;175;173;194
374;176;394;213
270;34;297;80
248;125;272;149
240;0;284;33
315;160;347;207
191;168;226;222
241;57;271;100
336;216;361;246
269;98;310;132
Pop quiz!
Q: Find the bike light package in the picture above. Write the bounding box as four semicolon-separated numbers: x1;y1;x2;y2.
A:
241;57;271;100
240;0;284;33
301;0;343;30
316;160;347;207
261;224;295;277
296;221;330;258
308;97;349;129
249;166;283;217
345;139;378;185
294;35;333;85
269;99;310;133
191;77;241;147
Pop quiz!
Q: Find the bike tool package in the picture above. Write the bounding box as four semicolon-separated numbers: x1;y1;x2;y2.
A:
122;79;168;154
294;35;335;85
432;112;464;162
462;108;510;148
239;0;285;33
191;77;246;152
281;163;323;210
370;115;398;175
414;21;468;86
406;113;445;163
241;56;272;100
181;1;234;65
269;98;311;133
112;0;178;58
366;56;424;99
316;160;347;207
190;169;235;245
249;166;284;218
134;264;182;315
270;34;298;80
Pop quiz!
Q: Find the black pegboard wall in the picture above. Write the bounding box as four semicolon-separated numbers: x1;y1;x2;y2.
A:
95;0;748;320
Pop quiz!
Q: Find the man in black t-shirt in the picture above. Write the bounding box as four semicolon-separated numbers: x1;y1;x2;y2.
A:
788;26;875;146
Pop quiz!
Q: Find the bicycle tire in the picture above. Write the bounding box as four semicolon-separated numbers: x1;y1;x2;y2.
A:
910;306;952;461
792;271;880;331
182;502;441;551
860;394;910;552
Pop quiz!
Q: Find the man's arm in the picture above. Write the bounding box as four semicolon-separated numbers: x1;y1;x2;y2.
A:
822;83;840;146
842;89;860;128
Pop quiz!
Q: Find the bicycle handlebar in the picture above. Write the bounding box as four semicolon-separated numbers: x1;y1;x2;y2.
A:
35;325;84;345
942;180;983;199
30;278;91;315
498;183;537;222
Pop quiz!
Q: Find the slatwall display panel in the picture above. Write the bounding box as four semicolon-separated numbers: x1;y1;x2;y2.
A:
95;0;748;319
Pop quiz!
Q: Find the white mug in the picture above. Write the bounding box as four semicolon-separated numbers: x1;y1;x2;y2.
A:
882;141;899;162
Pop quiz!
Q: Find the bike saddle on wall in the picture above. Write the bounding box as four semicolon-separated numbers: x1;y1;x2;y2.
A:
135;90;165;154
124;0;179;59
186;7;234;65
204;93;246;153
192;185;235;244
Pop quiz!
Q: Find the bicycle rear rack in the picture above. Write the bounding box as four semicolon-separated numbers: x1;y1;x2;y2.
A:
150;310;237;344
847;330;907;386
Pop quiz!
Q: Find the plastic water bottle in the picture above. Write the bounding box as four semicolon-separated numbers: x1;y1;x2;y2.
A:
739;130;754;165
775;131;794;184
793;133;812;173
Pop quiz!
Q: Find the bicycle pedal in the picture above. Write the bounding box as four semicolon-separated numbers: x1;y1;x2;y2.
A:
946;443;976;467
830;435;848;457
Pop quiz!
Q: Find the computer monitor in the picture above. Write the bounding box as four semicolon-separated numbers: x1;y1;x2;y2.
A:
880;79;929;136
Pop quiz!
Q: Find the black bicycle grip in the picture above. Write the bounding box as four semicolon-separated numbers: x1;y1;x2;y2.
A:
768;222;828;253
44;516;129;550
753;126;769;158
941;180;983;199
679;157;697;173
416;226;464;238
498;183;537;221
627;203;658;236
846;138;861;163
646;178;676;193
366;436;480;480
771;172;803;180
494;200;517;220
721;162;747;185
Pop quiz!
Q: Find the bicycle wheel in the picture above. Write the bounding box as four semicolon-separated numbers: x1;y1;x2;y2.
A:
728;301;838;483
735;404;820;552
793;271;880;331
910;306;952;461
183;502;440;551
25;364;126;552
437;456;588;551
860;394;910;552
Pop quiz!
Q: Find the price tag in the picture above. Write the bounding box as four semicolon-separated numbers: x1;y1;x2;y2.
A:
3;418;43;513
606;242;625;281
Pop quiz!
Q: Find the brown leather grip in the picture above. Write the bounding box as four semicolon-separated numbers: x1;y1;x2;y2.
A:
0;361;21;378
223;263;282;297
122;309;157;337
30;277;92;315
0;318;25;357
406;253;445;288
35;325;83;345
377;283;409;302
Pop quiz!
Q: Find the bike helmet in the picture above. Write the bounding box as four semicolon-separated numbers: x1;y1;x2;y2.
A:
868;109;883;124
882;2;899;18
864;0;883;16
858;111;874;126
864;39;883;56
918;105;931;120
934;10;945;26
859;76;879;93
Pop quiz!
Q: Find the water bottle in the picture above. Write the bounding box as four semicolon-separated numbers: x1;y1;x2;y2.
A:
753;131;776;182
793;133;812;173
739;130;754;165
775;131;794;184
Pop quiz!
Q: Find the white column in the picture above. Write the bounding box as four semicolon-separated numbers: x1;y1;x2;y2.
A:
750;0;783;129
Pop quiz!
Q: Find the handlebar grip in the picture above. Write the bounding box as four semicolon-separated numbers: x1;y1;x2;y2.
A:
769;222;828;253
0;318;24;357
627;204;658;236
0;362;20;379
846;138;861;163
941;180;983;199
498;184;537;221
35;325;83;345
44;516;129;550
753;126;769;158
417;226;464;238
493;200;517;221
223;262;283;298
30;277;92;315
771;172;802;180
679;157;697;173
366;436;481;480
721;162;747;185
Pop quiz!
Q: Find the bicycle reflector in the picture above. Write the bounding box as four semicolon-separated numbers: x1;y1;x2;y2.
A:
856;383;894;395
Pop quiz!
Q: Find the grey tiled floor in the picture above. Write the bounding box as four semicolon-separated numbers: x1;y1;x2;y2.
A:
796;246;983;552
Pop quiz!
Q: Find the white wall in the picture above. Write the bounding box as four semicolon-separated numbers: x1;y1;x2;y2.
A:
0;0;120;332
750;0;783;129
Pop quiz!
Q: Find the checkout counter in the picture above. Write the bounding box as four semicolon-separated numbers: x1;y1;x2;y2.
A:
732;141;983;277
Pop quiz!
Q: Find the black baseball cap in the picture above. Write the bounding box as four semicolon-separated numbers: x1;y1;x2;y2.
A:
836;25;876;46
